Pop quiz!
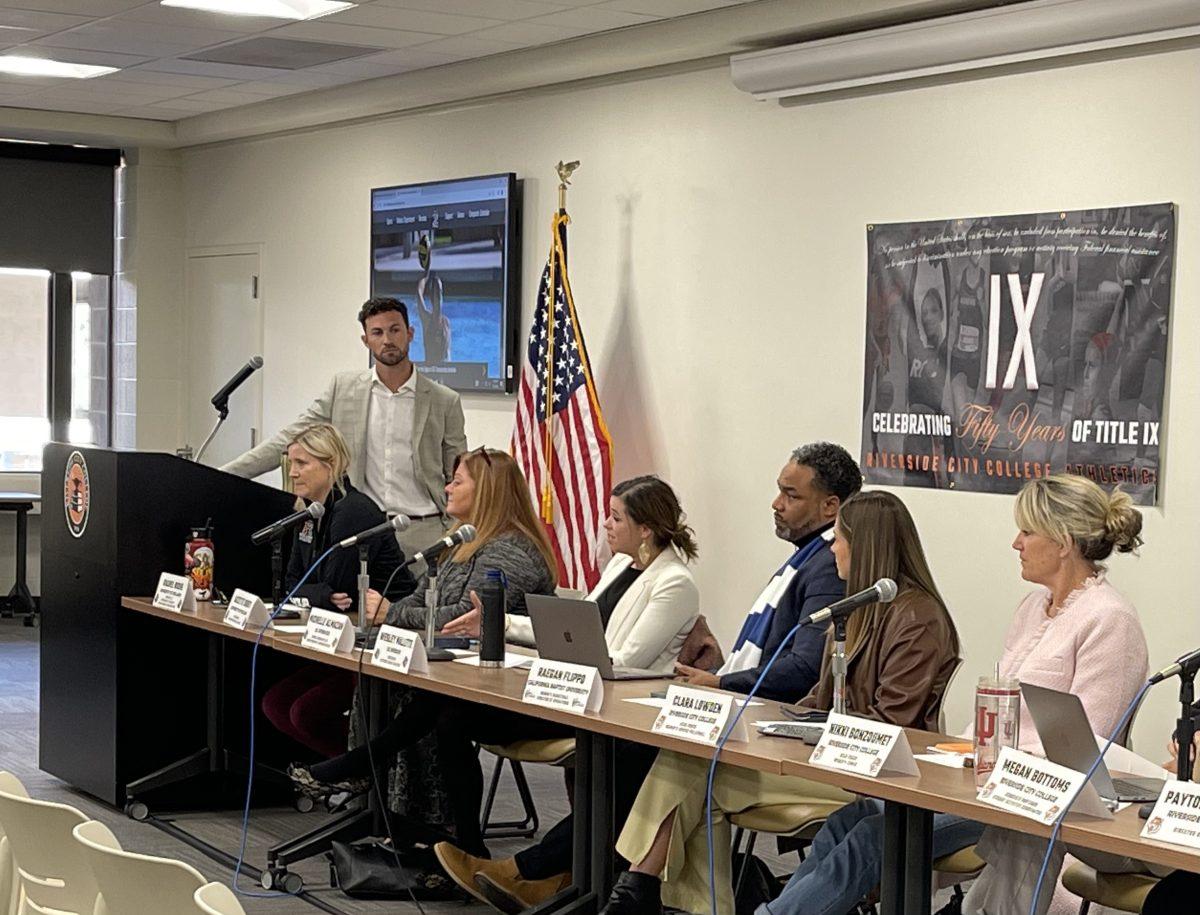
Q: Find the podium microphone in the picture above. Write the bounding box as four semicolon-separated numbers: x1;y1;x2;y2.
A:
802;578;898;628
338;514;410;549
1148;647;1200;685
407;525;477;566
250;501;324;546
210;355;263;415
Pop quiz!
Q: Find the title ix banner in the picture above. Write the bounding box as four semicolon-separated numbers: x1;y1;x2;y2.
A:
861;203;1174;504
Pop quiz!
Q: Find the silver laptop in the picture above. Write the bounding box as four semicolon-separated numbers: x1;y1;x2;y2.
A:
1021;682;1164;803
526;595;668;681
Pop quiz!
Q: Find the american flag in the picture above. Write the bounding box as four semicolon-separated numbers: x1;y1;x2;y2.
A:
512;209;612;591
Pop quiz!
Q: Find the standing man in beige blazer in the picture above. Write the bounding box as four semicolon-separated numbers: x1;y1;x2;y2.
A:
222;297;467;557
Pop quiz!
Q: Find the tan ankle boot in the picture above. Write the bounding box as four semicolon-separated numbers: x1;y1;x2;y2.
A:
476;867;571;914
433;841;498;906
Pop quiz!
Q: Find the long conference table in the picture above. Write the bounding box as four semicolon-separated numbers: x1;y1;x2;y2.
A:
119;596;1200;915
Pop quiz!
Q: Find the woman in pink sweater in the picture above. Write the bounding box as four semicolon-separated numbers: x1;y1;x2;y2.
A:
964;473;1148;915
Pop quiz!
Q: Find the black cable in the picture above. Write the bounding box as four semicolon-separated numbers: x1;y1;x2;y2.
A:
353;559;428;915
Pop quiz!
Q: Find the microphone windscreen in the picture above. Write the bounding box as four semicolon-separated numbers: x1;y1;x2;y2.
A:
458;524;478;543
389;513;410;532
249;355;264;369
308;502;325;520
876;578;898;602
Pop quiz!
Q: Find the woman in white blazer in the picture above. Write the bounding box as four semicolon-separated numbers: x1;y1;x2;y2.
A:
435;475;701;912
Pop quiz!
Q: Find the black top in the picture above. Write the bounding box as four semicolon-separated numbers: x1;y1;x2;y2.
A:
285;481;416;612
595;564;643;628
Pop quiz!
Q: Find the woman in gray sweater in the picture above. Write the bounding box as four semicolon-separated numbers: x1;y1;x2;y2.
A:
290;447;558;854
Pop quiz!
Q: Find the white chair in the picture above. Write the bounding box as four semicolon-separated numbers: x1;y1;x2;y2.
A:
0;778;97;915
0;771;28;915
193;882;247;915
72;820;207;915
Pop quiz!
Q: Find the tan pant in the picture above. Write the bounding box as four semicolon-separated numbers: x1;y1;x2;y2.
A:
615;750;853;914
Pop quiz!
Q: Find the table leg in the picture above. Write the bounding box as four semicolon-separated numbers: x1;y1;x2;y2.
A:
881;800;933;915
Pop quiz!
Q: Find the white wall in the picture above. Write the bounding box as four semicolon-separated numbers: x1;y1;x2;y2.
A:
171;47;1200;754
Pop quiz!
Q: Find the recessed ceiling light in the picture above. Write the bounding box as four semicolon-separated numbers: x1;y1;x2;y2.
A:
0;56;118;79
160;0;355;20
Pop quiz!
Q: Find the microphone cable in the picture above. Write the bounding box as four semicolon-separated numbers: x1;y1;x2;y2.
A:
232;543;337;899
705;618;807;915
1026;679;1152;915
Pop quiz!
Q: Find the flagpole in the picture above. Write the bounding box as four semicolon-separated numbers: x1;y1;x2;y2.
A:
541;160;580;523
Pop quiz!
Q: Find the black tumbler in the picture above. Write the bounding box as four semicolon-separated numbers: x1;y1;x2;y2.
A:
479;568;506;668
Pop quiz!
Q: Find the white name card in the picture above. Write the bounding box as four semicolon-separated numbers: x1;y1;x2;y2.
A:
522;659;603;714
152;572;195;613
224;589;269;630
1141;780;1200;849
372;626;428;674
808;712;919;778
977;747;1111;823
302;608;355;654
650;685;750;746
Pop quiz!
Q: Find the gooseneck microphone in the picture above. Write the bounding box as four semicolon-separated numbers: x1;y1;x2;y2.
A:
802;578;898;628
211;355;264;413
406;524;477;566
250;501;324;546
1148;647;1200;685
338;514;411;549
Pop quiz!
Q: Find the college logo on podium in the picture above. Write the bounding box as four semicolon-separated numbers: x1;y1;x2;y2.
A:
63;451;91;539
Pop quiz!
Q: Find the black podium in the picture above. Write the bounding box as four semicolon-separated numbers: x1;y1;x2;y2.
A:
39;444;295;807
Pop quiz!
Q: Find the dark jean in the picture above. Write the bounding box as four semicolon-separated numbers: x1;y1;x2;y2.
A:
757;799;986;915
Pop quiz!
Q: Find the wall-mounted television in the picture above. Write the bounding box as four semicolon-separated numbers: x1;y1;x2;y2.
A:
370;172;521;393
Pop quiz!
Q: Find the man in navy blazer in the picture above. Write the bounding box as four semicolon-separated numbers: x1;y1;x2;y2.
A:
674;442;861;703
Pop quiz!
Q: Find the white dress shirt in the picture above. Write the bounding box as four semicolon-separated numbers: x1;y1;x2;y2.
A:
361;369;440;517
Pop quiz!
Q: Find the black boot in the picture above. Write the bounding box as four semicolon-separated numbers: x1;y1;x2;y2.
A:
599;871;663;914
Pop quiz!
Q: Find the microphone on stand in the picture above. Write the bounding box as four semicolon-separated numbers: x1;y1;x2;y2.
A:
1149;647;1200;685
250;501;324;546
338;514;410;549
802;578;898;628
406;524;478;566
211;355;263;415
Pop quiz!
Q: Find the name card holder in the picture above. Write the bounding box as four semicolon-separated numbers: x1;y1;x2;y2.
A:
977;746;1111;824
372;626;429;674
224;589;269;630
152;572;195;613
651;685;750;747
302;608;355;654
808;712;919;777
522;659;603;714
1141;780;1200;849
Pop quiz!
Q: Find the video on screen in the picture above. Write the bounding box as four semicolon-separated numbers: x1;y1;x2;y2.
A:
370;173;519;393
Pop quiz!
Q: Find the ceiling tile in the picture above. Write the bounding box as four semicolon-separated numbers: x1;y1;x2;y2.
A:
96;68;240;90
176;86;277;105
0;9;92;32
323;5;501;35
528;7;660;28
0;1;149;14
113;4;288;33
137;58;296;80
254;68;353;87
143;95;227;111
475;20;589;44
409;34;525;62
596;0;739;13
8;95;124;114
5;46;151;68
32;27;204;58
225;79;314;97
307;46;455;75
270;21;438;50
371;0;569;19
